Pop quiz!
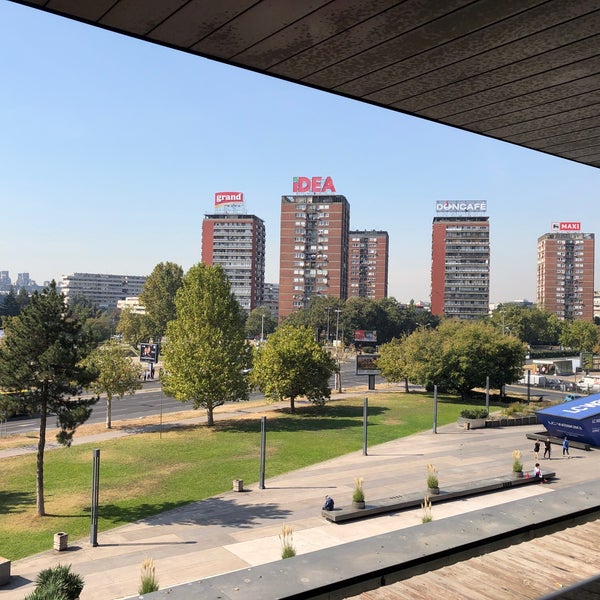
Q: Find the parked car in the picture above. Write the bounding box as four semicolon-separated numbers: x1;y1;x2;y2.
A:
564;394;583;402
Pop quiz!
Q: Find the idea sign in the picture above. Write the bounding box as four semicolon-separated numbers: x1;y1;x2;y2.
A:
215;192;244;206
292;176;336;194
551;222;581;231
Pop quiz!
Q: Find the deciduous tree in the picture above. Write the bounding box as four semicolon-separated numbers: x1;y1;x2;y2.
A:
251;325;337;413
0;282;97;516
84;339;143;428
162;264;250;426
140;262;183;342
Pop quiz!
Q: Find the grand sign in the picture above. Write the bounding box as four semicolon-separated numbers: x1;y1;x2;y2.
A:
551;222;581;231
215;192;244;206
436;200;487;212
292;176;336;194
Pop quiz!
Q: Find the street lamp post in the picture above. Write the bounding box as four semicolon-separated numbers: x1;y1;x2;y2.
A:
334;309;342;393
334;309;341;343
326;307;332;344
260;314;265;342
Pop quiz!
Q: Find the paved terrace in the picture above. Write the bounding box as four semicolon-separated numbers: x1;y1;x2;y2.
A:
1;398;597;599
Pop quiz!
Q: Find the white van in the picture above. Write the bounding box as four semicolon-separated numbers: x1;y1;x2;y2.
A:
576;377;600;392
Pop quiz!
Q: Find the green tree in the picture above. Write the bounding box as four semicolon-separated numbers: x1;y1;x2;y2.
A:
488;305;561;346
251;325;337;413
0;288;21;320
378;335;411;392
0;282;98;516
245;306;277;340
559;320;599;354
162;264;250;426
84;339;143;428
140;262;183;341
116;307;151;347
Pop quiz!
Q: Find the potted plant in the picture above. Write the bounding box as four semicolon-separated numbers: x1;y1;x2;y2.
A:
426;464;439;494
352;477;365;509
457;408;489;430
512;449;523;477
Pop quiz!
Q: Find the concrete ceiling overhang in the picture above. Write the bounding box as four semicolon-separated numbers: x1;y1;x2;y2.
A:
11;0;600;169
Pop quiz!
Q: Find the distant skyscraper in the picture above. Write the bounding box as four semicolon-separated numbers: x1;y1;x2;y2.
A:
537;230;595;321
59;273;146;309
431;215;490;320
347;230;389;299
201;212;265;312
279;191;350;320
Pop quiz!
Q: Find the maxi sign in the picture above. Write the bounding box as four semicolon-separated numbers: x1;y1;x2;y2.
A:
551;221;581;231
292;176;336;194
436;200;487;212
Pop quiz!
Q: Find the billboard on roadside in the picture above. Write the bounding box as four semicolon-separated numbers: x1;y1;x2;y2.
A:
140;343;159;363
356;354;380;376
354;330;377;342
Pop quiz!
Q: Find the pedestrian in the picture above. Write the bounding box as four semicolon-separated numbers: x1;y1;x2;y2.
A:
562;436;570;458
533;440;540;460
322;495;334;511
543;437;551;459
533;462;546;483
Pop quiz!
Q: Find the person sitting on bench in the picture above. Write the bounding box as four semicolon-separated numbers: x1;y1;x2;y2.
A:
322;495;334;511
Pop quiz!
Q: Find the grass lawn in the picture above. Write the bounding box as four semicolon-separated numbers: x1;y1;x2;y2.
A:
0;393;499;560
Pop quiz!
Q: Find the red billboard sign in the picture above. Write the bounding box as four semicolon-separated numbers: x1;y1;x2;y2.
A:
551;222;581;231
215;192;244;206
354;330;377;342
292;176;336;194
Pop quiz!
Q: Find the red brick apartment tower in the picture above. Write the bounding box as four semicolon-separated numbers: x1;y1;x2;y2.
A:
348;230;389;299
537;231;595;321
431;216;490;319
201;213;265;311
279;195;350;320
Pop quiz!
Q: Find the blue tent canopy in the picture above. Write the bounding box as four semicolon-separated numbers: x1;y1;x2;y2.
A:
536;394;600;447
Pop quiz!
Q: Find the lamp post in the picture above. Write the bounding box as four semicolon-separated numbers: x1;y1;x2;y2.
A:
334;309;342;392
334;309;341;343
326;307;332;344
260;313;265;342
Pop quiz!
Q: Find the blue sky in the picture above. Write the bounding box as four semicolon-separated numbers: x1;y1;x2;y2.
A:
2;1;599;304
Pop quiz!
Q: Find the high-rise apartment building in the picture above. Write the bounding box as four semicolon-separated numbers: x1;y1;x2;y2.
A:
347;230;389;299
201;213;266;312
279;193;350;320
431;215;490;320
59;273;146;309
537;230;595;321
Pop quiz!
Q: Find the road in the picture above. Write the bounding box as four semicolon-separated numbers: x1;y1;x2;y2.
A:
2;358;372;437
1;359;568;438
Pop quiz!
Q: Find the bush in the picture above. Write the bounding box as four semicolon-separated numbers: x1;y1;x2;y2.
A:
459;408;489;419
25;564;84;600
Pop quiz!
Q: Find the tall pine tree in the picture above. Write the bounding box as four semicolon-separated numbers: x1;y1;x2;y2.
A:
0;282;98;516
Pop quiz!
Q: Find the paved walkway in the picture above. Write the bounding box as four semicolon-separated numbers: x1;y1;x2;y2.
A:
1;397;596;600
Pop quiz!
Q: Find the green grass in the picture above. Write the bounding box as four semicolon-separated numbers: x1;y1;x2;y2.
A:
0;393;498;560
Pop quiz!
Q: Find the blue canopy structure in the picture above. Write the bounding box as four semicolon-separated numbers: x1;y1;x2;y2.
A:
536;394;600;447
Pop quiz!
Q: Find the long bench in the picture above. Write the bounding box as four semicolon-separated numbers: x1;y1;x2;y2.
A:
322;470;556;523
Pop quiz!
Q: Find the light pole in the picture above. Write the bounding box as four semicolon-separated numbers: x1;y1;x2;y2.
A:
326;307;332;344
334;309;341;343
260;313;265;342
334;309;342;392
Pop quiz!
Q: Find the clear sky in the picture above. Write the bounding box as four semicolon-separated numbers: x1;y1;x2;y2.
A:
2;2;599;304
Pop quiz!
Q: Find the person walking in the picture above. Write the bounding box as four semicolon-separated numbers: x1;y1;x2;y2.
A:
533;440;540;460
562;436;570;458
543;437;552;459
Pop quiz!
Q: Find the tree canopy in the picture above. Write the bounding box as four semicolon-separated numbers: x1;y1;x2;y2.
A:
0;282;98;515
139;262;183;342
84;339;143;428
161;264;250;426
251;324;337;412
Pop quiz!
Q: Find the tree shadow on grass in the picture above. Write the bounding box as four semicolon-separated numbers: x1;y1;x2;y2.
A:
0;489;35;514
215;404;389;434
96;496;292;530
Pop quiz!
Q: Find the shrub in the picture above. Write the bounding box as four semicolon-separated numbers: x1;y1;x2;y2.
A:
139;558;159;594
352;477;365;503
25;564;84;600
279;524;296;559
459;408;489;419
421;495;432;523
426;464;438;489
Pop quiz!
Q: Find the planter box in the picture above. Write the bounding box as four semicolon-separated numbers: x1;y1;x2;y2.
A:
0;556;11;586
457;417;487;429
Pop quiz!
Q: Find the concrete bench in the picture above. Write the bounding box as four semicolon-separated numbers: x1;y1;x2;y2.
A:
0;556;11;586
526;432;591;451
322;471;556;523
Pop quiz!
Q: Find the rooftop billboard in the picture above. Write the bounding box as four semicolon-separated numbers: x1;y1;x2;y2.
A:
551;222;581;231
435;200;487;212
